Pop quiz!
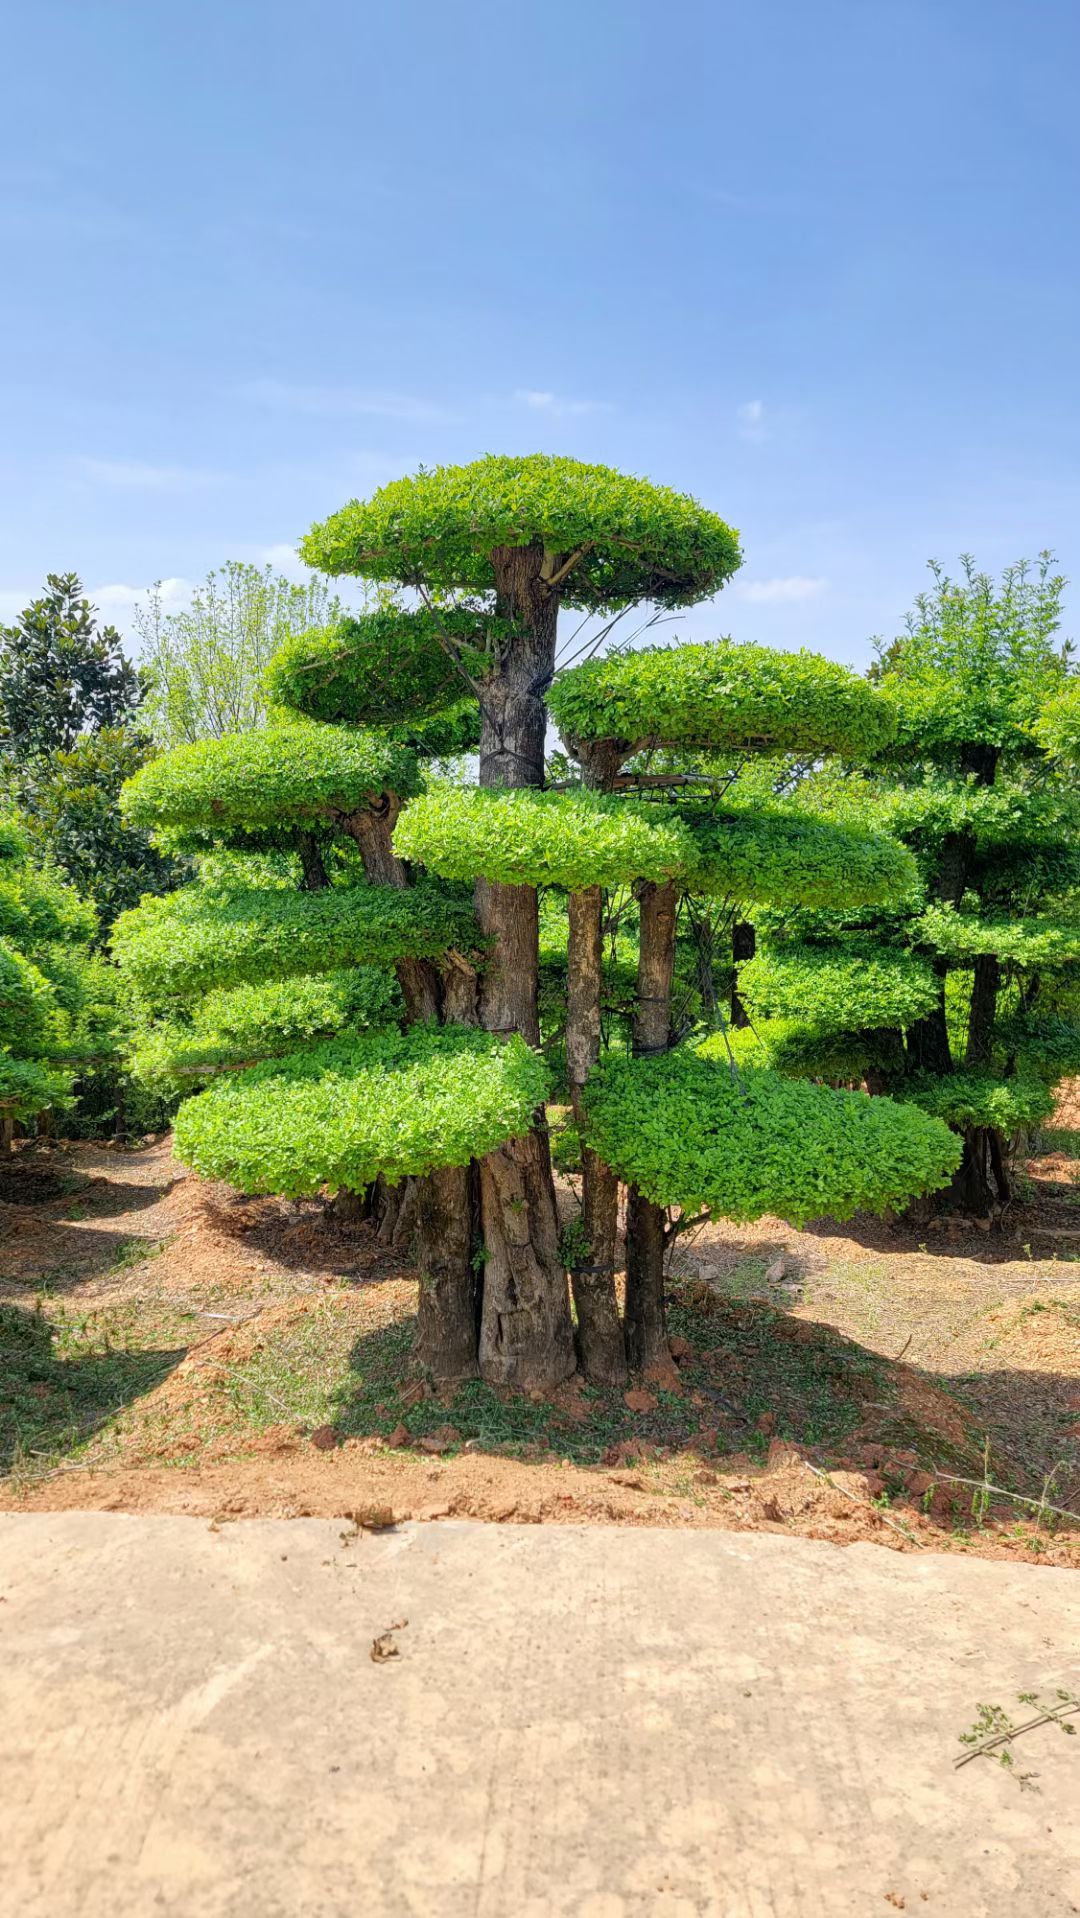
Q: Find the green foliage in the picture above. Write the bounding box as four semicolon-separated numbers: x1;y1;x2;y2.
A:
393;698;481;759
0;1053;72;1119
173;1025;550;1196
548;640;896;758
994;1010;1080;1081
265;608;484;726
872;555;1070;760
0;815;28;862
130;969;401;1093
915;904;1080;970
112;878;477;1000
698;1019;900;1084
0;939;55;1051
18;728;182;935
0;573;143;761
898;1071;1055;1133
395;785;693;890
0;859;96;948
739;940;940;1030
134;561;345;746
396;784;916;906
1035;680;1080;761
121;723;419;834
583;1050;961;1223
301;454;742;611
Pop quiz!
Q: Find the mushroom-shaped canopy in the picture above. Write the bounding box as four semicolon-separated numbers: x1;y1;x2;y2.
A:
897;1070;1054;1133
301;455;741;612
394;785;917;908
582;1050;960;1224
172;1025;550;1198
914;904;1080;971
122;724;420;834
129;969;402;1093
547;640;895;761
111;879;476;1000
739;940;940;1030
266;609;487;728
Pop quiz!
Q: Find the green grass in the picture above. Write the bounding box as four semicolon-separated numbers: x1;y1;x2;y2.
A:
0;1297;192;1479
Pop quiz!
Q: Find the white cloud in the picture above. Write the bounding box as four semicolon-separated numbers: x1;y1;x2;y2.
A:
72;457;227;490
91;577;192;617
737;399;766;441
738;575;828;604
238;380;453;424
513;388;609;418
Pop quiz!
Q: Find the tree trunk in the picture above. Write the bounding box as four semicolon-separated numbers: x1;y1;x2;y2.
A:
625;880;678;1375
473;540;576;1391
478;1124;576;1388
731;920;755;1028
296;830;330;891
905;964;953;1075
565;884;626;1384
1;1114;14;1159
342;801;443;1022
966;954;1000;1067
951;1126;997;1217
415;1162;481;1381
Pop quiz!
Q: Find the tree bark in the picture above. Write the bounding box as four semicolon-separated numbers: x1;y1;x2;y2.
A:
731;920;755;1028
905;964;953;1076
565;884;626;1384
625;880;678;1374
951;1126;997;1217
473;539;576;1390
966;954;1000;1067
296;831;330;891
415;1162;481;1381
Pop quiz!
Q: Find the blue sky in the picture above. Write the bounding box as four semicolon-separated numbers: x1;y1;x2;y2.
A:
2;0;1078;668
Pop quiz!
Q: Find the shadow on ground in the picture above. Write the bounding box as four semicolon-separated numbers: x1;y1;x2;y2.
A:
0;1302;187;1474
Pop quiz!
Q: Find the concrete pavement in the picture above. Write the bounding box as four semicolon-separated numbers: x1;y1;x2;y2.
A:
1;1514;1078;1916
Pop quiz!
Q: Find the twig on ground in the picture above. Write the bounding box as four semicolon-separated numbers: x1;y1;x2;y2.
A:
955;1697;1079;1769
802;1461;924;1547
933;1473;1080;1529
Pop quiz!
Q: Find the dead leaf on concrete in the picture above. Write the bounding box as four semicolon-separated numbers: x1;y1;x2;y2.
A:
370;1618;409;1663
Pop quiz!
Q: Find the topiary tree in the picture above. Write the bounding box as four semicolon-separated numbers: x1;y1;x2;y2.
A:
730;556;1080;1215
0;813;98;1151
117;455;961;1389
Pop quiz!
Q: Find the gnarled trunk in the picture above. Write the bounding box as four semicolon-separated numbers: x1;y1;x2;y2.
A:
415;1162;481;1381
566;883;626;1384
473;540;576;1390
625;879;678;1374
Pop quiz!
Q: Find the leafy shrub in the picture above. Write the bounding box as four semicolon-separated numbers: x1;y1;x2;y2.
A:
739;940;940;1029
121;723;419;832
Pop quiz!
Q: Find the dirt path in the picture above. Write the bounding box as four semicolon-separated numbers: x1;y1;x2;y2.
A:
2;1134;1079;1563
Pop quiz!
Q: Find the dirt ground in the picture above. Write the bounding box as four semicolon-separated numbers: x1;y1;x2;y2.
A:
2;1117;1079;1566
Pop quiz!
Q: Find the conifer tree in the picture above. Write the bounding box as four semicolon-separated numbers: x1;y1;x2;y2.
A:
116;457;960;1387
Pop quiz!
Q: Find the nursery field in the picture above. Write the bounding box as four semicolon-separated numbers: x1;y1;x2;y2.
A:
3;1116;1079;1565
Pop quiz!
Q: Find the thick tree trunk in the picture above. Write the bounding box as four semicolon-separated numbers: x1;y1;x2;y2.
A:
625;880;678;1375
966;954;1000;1067
731;920;755;1028
905;964;953;1076
342;801;443;1022
473;540;576;1391
478;1125;576;1388
951;1126;998;1217
415;1162;481;1381
565;884;626;1384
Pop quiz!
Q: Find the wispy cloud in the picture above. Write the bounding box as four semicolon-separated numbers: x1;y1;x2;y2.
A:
92;578;192;617
238;379;454;424
513;388;610;419
72;457;228;490
738;575;828;604
737;398;766;442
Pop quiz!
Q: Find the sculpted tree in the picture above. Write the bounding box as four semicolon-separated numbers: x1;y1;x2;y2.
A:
0;813;97;1150
116;456;960;1389
732;557;1080;1215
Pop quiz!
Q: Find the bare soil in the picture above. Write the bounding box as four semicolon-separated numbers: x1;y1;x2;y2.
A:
2;1121;1079;1566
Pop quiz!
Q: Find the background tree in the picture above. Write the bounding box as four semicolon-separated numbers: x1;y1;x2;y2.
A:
134;560;346;745
116;456;960;1392
0;813;97;1151
0;573;142;761
729;556;1080;1216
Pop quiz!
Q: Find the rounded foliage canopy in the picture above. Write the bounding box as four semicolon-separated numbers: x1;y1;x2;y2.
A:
739;940;941;1031
173;1025;550;1197
582;1050;960;1224
112;879;476;1000
547;640;896;759
265;609;477;728
915;904;1080;971
130;968;402;1092
301;455;742;611
395;784;916;906
897;1070;1054;1133
121;724;420;834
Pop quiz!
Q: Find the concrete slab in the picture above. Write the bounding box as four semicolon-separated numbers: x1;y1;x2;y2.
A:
0;1515;1077;1917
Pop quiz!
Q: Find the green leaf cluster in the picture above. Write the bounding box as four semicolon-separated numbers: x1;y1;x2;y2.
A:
739;940;940;1030
582;1050;960;1223
548;640;895;759
121;723;419;834
112;878;477;1000
130;969;401;1093
173;1025;550;1197
301;455;742;611
915;904;1080;970
898;1071;1054;1133
265;609;487;727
